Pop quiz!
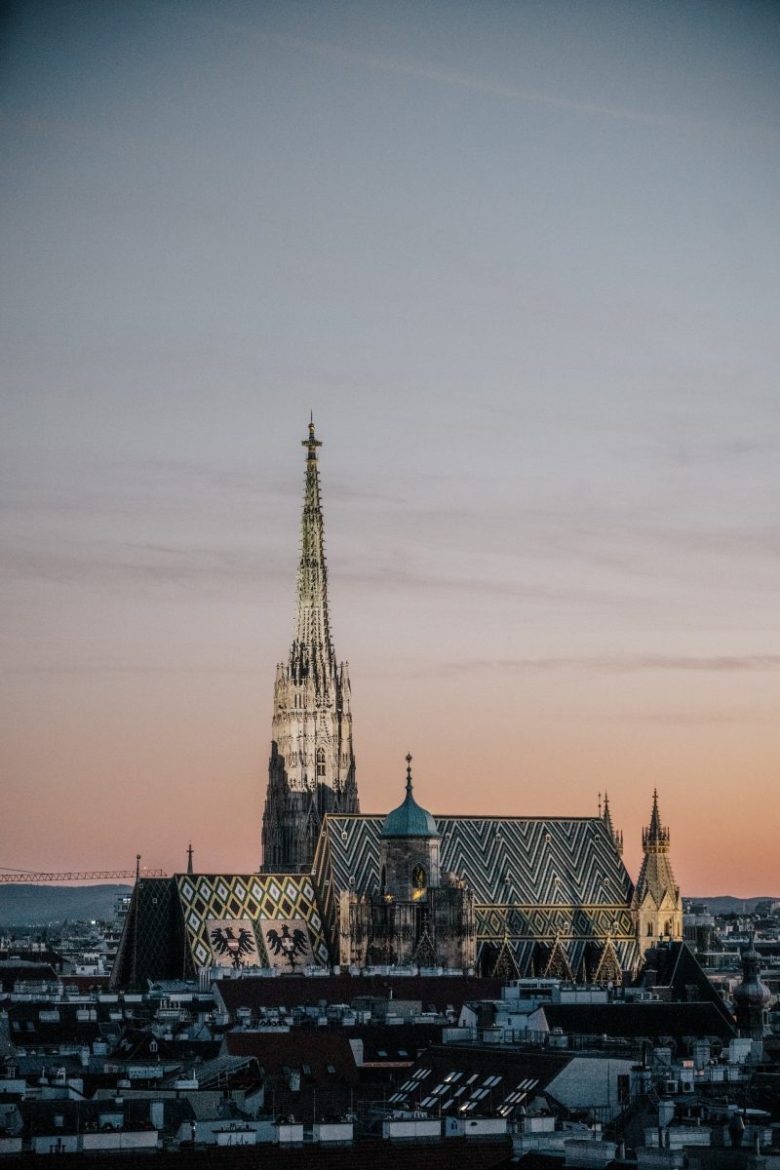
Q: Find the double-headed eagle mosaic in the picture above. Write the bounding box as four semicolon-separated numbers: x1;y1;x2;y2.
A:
209;925;256;969
265;923;309;969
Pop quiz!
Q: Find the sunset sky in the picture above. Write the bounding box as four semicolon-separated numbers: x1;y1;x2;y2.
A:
1;1;779;895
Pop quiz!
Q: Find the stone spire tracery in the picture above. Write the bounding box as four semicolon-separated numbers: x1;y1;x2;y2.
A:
261;419;358;873
291;419;333;673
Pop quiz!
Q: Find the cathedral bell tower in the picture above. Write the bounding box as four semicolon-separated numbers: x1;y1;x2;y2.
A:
338;757;475;971
261;420;359;873
379;754;441;900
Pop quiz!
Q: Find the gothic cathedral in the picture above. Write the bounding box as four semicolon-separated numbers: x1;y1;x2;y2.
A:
112;421;685;985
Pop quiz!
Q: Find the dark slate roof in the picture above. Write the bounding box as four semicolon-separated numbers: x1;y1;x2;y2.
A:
22;1096;193;1138
636;941;735;1025
7;1003;119;1048
349;1023;445;1064
61;975;110;993
174;1055;263;1091
113;1029;221;1064
109;878;186;988
216;974;504;1014
542;1001;736;1041
0;949;63;969
387;1043;572;1117
223;1031;358;1085
0;961;59;992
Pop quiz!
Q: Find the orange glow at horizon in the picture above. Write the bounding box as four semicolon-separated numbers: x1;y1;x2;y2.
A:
2;633;777;898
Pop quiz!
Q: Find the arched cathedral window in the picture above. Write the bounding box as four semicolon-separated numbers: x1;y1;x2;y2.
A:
316;748;326;778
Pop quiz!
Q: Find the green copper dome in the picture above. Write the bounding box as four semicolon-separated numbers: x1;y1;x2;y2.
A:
381;755;439;839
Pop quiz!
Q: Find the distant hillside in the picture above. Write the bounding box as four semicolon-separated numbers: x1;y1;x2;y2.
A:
2;886;776;929
685;896;778;915
0;884;132;927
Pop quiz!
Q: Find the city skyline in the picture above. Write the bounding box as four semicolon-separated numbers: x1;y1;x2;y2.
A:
1;1;779;895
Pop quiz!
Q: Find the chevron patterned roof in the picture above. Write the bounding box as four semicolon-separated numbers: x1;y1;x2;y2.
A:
313;814;640;975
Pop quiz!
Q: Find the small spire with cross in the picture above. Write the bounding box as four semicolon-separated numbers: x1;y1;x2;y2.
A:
405;752;413;794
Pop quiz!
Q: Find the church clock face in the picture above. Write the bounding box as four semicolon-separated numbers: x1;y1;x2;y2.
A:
412;864;427;890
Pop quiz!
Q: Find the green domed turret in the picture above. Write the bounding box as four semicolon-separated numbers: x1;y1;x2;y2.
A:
381;754;439;839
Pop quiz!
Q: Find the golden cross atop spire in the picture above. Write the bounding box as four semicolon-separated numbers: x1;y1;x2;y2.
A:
302;413;322;460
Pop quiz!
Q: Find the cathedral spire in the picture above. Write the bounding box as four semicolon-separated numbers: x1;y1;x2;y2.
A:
293;416;333;668
261;420;359;874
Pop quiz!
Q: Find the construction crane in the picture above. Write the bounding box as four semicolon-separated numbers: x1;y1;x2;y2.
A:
0;856;167;884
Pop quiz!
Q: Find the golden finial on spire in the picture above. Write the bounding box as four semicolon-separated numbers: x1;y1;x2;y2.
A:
302;414;322;459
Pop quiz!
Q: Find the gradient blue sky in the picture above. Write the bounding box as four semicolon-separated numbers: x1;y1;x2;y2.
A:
1;1;779;892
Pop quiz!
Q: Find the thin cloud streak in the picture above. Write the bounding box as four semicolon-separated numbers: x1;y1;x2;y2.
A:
2;663;266;677
437;654;780;675
194;12;694;129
